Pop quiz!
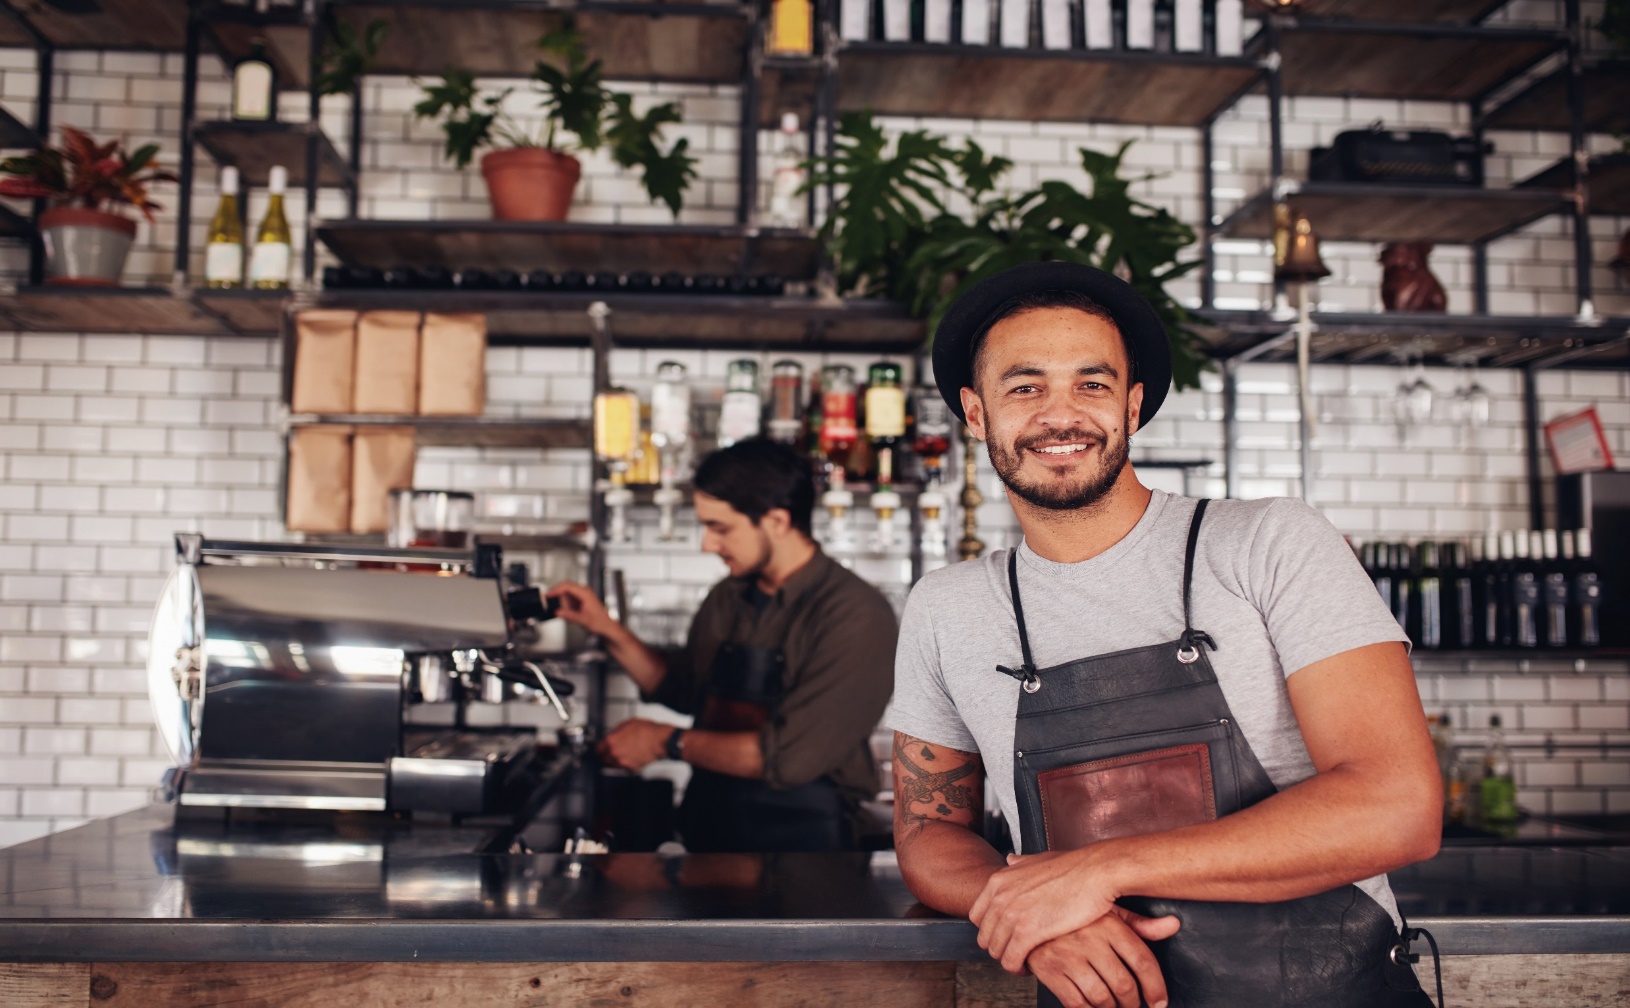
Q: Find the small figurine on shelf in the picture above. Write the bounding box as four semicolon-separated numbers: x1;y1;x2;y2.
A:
593;387;641;544
651;361;692;541
1380;242;1447;313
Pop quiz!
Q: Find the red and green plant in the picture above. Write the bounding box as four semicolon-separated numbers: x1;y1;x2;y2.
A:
0;125;177;221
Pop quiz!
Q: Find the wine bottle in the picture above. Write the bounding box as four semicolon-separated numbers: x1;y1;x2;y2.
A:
1476;531;1500;649
1511;531;1540;649
205;166;244;289
1415;541;1443;650
1570;528;1602;648
1391;543;1413;633
1370;543;1395;621
231;39;277;121
1449;539;1476;650
1541;529;1570;648
865;360;908;488
1496;531;1516;648
248;164;292;289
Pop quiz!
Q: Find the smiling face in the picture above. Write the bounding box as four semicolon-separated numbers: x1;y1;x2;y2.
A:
960;306;1144;512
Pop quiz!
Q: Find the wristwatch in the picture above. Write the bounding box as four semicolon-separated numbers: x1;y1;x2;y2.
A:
664;728;686;762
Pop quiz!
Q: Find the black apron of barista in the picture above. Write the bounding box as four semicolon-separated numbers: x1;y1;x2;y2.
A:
1002;500;1431;1008
678;639;853;854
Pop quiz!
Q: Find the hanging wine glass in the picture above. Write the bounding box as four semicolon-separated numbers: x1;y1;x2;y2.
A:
1404;348;1435;426
1460;360;1491;429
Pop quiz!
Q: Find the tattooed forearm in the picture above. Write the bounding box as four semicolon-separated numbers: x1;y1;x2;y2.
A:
892;732;983;841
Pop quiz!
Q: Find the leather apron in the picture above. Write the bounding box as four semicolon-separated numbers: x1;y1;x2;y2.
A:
678;637;854;854
1003;500;1431;1008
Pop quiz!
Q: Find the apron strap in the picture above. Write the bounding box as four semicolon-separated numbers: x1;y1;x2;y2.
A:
996;550;1040;692
1181;499;1219;658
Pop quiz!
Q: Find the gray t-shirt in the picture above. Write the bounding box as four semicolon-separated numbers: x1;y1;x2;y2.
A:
885;489;1411;926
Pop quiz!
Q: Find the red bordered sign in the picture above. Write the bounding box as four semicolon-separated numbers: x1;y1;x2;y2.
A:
1543;406;1615;475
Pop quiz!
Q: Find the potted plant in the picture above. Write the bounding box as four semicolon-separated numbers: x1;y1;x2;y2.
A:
414;19;696;221
0;125;176;286
809;113;1209;389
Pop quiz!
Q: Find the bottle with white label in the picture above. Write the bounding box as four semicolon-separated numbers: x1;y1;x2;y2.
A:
767;113;806;229
1126;0;1154;49
1084;0;1112;48
205;166;244;289
1215;0;1244;56
717;359;763;448
962;0;993;44
248;164;292;289
231;40;276;121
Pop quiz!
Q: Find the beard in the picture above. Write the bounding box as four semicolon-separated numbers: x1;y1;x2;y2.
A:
986;412;1131;512
724;528;774;579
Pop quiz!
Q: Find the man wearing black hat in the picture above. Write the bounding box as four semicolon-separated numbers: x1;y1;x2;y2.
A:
884;263;1442;1008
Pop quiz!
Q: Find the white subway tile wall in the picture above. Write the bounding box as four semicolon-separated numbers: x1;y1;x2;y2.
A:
1;11;1629;842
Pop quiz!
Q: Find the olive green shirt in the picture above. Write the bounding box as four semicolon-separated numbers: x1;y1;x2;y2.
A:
648;547;898;801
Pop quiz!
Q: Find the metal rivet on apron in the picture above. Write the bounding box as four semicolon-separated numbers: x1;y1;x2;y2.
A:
1022;675;1041;694
1176;645;1199;664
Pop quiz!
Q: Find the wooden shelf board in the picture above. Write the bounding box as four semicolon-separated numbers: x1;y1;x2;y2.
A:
835;43;1261;127
1276;22;1561;101
311;289;927;351
292;414;591;450
1291;0;1509;23
6;0;187;50
1201;310;1630;369
194;288;288;335
206;17;317;94
1481;60;1630;135
1220;183;1568;244
2;285;232;335
315;220;821;280
195;121;352;190
1517;154;1630;217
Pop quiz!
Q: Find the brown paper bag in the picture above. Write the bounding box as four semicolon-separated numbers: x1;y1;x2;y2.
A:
418;312;486;416
290;310;358;414
353;311;421;415
350;427;417;534
286;426;353;533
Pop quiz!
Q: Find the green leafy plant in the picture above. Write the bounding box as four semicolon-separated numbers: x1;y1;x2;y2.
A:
809;113;1208;390
0;125;177;221
413;19;696;215
315;17;388;97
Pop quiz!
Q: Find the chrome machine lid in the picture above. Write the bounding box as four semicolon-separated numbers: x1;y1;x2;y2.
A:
147;563;205;769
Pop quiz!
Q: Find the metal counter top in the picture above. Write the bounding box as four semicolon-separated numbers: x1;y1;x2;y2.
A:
1;806;1628;961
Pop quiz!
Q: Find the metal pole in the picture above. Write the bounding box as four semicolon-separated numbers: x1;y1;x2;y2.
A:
1470;99;1489;316
1563;0;1593;320
304;0;326;284
1522;365;1545;530
1201;121;1216;310
737;1;763;226
1263;17;1287;310
347;76;363;220
27;43;51;287
1222;358;1239;499
173;11;201;288
1294;287;1315;504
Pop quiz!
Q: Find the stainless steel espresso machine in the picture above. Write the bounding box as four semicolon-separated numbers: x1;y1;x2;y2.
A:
147;534;584;820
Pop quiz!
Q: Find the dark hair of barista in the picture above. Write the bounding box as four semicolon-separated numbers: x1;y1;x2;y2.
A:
693;436;815;536
969;288;1133;393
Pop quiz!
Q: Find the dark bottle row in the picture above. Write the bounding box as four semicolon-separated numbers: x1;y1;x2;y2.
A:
320;266;790;297
1359;530;1603;652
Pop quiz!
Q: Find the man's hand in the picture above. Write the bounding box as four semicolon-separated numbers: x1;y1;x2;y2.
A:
547;582;620;638
596;719;674;771
1027;908;1180;1008
972;849;1161;975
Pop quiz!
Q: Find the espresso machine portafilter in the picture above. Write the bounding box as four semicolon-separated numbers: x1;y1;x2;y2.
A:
148;534;579;816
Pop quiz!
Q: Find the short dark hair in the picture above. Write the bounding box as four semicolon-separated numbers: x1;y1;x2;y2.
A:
969;289;1135;390
692;436;815;535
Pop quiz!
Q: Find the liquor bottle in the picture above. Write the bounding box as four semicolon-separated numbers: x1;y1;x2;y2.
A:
767;114;807;230
231;40;277;121
910;382;955;485
1479;715;1519;825
1414;541;1443;650
767;360;805;447
962;0;992;44
1448;539;1477;650
651;361;692;541
1125;0;1154;49
806;367;825;471
205;166;244;289
1477;531;1501;649
1173;0;1201;52
865;361;907;483
1084;0;1113;48
819;365;859;466
1511;531;1540;649
593;387;641;543
1369;543;1395;618
1391;543;1413;633
1152;0;1174;52
768;0;814;55
248;165;292;289
1495;531;1517;648
1541;529;1570;648
1570;528;1602;648
1214;0;1244;56
717;359;763;449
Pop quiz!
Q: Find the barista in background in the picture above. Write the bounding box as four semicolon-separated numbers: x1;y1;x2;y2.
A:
548;437;898;853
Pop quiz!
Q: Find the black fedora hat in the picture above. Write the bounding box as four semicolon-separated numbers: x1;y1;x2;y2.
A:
931;261;1173;426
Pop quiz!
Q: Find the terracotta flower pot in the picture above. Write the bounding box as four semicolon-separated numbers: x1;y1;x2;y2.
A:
480;148;582;222
38;206;137;286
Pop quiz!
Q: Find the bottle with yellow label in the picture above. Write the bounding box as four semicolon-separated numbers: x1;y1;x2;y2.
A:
865;360;907;487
